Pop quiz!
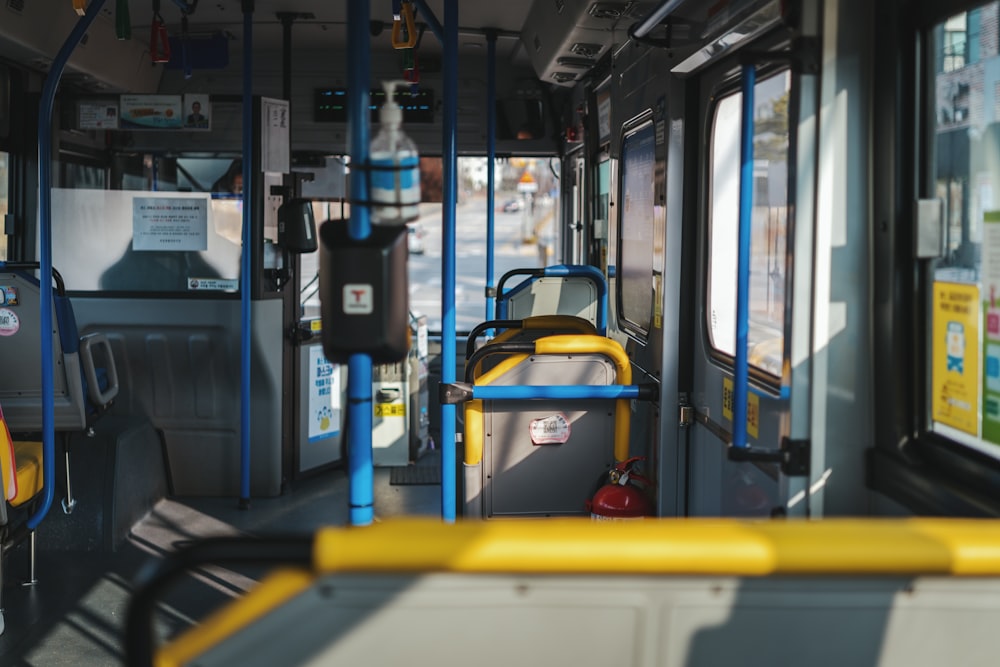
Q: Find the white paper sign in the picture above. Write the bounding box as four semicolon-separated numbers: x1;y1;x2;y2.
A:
79;103;120;130
309;346;342;442
261;97;290;173
133;198;209;251
529;413;571;445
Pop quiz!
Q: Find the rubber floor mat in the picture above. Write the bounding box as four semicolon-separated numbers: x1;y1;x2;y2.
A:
389;465;441;485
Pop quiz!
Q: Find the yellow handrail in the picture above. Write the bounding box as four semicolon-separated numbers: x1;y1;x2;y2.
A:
312;517;1000;576
534;335;632;461
466;335;633;463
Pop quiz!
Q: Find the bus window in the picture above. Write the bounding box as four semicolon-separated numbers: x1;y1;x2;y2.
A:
0;64;9;261
294;155;556;329
407;156;558;331
707;70;790;378
928;3;1000;458
0;151;7;261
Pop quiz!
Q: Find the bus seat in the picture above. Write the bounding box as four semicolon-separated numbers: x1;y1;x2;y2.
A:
0;412;44;637
0;265;119;516
465;315;598;379
11;440;42;508
0;266;119;432
496;265;608;334
463;334;630;519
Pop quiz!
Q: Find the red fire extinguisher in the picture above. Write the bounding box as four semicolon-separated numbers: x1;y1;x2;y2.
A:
587;457;652;520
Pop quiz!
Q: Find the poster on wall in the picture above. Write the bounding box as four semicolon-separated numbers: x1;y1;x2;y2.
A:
932;281;979;436
132;197;208;251
983;211;1000;443
308;346;342;442
119;94;183;129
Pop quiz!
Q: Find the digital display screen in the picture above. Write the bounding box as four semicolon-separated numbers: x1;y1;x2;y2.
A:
314;87;434;123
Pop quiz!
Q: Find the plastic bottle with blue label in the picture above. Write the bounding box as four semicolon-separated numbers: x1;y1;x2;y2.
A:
370;80;420;224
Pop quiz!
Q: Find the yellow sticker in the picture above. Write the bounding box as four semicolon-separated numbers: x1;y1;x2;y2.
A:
309;320;322;332
722;377;734;421
374;403;406;417
932;281;979;435
722;377;758;439
653;273;663;329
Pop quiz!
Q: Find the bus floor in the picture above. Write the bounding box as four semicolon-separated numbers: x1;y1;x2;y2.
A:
0;450;443;666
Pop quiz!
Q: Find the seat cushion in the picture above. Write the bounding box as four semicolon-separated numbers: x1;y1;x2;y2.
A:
11;440;43;508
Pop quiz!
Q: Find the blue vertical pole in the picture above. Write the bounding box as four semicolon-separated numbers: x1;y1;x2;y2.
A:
410;0;444;43
238;2;254;508
733;63;755;449
485;31;497;322
440;0;458;522
28;0;107;532
347;0;374;526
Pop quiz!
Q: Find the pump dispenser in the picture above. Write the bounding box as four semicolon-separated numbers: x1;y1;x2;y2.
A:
370;80;420;224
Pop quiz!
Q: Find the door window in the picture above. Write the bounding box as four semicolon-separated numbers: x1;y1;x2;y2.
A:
707;70;791;378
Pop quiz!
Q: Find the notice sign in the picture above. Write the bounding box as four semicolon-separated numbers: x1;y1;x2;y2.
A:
308;346;342;442
261;97;290;173
529;413;571;445
79;102;120;129
932;282;979;435
133;198;208;251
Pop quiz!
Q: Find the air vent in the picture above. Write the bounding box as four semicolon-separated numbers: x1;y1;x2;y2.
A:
588;2;624;19
557;57;594;69
521;0;616;87
6;0;25;12
570;42;603;58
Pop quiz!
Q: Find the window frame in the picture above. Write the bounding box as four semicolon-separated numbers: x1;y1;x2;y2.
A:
615;110;657;343
870;0;1000;516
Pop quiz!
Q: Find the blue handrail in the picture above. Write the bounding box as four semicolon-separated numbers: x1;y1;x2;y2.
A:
733;63;756;449
440;0;458;523
29;0;108;531
409;0;444;44
496;264;609;334
472;385;647;401
238;0;253;510
347;0;375;527
485;31;497;324
401;0;453;521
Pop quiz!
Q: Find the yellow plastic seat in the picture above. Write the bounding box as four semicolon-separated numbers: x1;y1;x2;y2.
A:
11;440;43;508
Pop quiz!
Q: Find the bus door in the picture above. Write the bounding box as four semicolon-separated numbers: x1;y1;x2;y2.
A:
682;8;822;518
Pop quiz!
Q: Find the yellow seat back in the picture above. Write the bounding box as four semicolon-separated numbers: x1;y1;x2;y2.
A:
11;441;42;508
0;405;17;502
